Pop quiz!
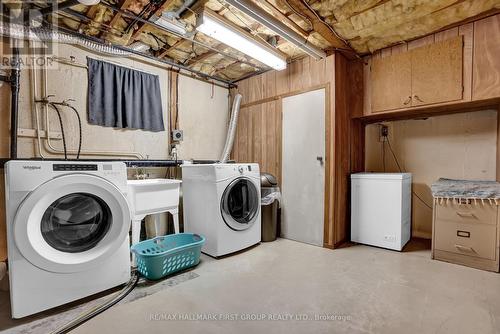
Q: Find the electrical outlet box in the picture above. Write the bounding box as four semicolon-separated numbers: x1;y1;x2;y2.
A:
172;130;183;142
379;125;389;142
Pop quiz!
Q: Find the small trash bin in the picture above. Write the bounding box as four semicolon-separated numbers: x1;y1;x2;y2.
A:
260;173;281;242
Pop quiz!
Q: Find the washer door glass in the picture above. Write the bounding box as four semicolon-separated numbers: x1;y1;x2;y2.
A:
41;193;112;253
221;178;259;231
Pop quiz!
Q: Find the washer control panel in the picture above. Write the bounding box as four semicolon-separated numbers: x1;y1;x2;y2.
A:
53;164;98;172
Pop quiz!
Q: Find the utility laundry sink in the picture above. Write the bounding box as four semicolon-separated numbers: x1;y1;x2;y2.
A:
127;179;181;217
127;179;182;247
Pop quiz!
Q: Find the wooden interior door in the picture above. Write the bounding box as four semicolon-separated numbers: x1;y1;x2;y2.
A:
370;52;412;112
411;36;463;107
281;89;325;247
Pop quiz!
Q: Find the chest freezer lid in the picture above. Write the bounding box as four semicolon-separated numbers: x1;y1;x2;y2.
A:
351;173;412;180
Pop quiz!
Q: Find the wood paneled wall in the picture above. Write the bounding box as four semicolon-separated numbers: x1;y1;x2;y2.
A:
232;54;364;248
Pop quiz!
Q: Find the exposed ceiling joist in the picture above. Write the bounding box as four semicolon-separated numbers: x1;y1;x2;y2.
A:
284;0;352;51
108;0;135;29
158;39;186;58
78;4;99;31
187;49;218;66
41;0;500;83
260;0;310;38
129;0;177;43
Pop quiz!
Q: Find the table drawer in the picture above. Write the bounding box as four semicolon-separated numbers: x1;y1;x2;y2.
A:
434;220;497;260
435;202;497;225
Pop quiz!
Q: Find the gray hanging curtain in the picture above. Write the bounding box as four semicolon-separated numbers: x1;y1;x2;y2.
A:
87;57;165;132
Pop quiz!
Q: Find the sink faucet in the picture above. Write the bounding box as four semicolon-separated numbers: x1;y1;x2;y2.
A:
135;168;150;180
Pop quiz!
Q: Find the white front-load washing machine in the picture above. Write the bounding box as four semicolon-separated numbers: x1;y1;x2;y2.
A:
181;163;261;257
4;161;131;318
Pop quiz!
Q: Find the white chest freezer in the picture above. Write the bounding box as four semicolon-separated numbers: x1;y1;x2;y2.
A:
351;173;412;251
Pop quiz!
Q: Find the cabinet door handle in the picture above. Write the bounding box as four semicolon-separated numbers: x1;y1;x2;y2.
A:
403;96;412;105
456;212;476;218
455;244;475;254
413;95;424;103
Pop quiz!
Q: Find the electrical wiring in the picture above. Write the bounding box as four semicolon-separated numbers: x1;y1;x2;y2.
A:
125;2;154;33
385;138;403;172
283;0;313;31
300;0;351;48
382;132;433;210
382;140;386;172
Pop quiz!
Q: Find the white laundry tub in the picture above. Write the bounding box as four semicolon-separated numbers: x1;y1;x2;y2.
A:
127;179;182;248
127;179;182;218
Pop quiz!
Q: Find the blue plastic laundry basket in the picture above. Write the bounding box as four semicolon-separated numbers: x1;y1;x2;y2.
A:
131;233;205;280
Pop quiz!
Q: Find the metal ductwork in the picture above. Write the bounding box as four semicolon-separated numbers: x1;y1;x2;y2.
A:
223;0;326;60
0;23;146;56
220;94;242;163
26;0;100;22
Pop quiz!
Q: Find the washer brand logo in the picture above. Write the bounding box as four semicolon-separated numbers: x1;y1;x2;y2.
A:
22;166;41;170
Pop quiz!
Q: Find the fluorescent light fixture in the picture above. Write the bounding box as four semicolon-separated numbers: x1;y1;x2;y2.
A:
77;0;101;5
150;14;187;36
224;0;326;60
196;9;287;71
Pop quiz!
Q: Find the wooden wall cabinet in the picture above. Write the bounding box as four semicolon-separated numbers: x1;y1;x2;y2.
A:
371;52;412;112
370;36;463;113
411;37;463;107
473;15;500;100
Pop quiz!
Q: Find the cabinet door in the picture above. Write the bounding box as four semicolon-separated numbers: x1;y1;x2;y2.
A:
411;36;463;107
473;15;500;100
370;52;412;112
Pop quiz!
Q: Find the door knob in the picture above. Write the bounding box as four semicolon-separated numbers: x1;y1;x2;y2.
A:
317;156;324;164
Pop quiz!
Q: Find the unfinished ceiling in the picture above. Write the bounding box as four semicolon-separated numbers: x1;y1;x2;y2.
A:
16;0;500;83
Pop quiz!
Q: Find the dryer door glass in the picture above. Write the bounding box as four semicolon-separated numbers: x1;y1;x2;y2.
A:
41;193;112;253
221;178;259;231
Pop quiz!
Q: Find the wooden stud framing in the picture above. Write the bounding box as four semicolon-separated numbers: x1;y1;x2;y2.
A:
283;0;353;51
129;0;177;43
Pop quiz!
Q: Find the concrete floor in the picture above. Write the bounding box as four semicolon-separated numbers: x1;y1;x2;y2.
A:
60;239;500;334
0;269;199;333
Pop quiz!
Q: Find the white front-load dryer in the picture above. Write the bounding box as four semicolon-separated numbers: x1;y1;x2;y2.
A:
181;163;261;257
4;161;131;318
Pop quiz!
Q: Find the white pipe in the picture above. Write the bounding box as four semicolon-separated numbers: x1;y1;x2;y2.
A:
31;49;145;159
2;22;148;159
220;94;242;163
30;41;47;158
40;64;145;159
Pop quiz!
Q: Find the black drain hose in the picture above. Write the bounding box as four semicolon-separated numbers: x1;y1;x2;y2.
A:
66;104;83;160
48;103;67;160
50;271;139;334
